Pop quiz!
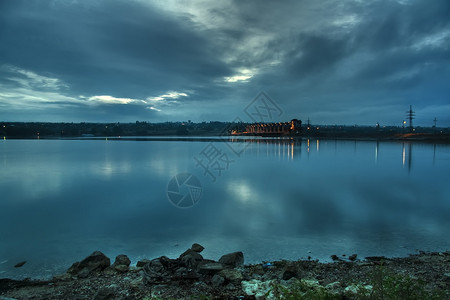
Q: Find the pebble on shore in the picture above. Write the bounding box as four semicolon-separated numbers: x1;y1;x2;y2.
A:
13;262;26;268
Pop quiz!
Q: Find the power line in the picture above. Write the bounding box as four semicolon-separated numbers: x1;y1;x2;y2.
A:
433;117;437;134
406;105;415;133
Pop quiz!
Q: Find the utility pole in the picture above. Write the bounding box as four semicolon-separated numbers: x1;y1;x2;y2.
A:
406;105;415;133
433;117;437;134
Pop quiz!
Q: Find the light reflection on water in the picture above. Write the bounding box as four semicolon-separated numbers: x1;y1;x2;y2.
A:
0;138;449;279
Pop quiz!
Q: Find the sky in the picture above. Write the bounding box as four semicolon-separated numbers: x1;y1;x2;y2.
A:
0;0;449;126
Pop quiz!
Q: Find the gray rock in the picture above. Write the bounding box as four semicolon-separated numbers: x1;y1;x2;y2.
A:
349;254;357;261
219;269;243;283
77;267;90;278
80;251;110;270
331;255;340;261
191;243;205;253
212;274;225;287
136;259;151;268
144;258;165;274
175;267;188;276
242;279;275;299
114;264;129;273
14;261;26;268
345;284;373;296
103;267;117;275
219;251;244;268
180;250;203;269
68;251;110;277
178;243;204;261
197;262;224;275
67;262;80;273
142;256;175;284
113;254;131;267
108;254;130;273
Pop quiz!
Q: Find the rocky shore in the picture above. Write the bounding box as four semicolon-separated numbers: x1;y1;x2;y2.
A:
1;244;449;299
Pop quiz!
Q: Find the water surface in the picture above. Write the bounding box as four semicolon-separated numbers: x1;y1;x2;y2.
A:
1;138;449;279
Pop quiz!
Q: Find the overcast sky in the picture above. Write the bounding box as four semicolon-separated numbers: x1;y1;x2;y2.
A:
1;0;449;126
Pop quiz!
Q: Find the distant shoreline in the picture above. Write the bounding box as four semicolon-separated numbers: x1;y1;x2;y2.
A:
3;134;450;144
2;121;450;143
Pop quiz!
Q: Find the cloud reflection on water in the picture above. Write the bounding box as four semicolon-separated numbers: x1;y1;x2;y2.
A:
0;138;449;279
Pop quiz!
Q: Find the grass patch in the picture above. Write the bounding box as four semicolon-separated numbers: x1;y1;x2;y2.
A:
268;266;447;300
360;265;446;300
268;279;341;300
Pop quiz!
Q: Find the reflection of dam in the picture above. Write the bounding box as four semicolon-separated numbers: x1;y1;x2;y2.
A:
224;138;436;168
227;137;302;160
245;119;302;135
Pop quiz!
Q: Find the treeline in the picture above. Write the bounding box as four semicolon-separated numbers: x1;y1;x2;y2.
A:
0;121;247;138
1;121;448;139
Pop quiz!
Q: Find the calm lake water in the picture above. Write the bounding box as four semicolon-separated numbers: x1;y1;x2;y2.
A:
1;137;449;279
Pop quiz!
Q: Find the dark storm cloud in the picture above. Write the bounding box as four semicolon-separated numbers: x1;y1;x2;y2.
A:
270;0;450;84
0;0;231;98
286;34;351;77
243;0;450;125
352;1;450;81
